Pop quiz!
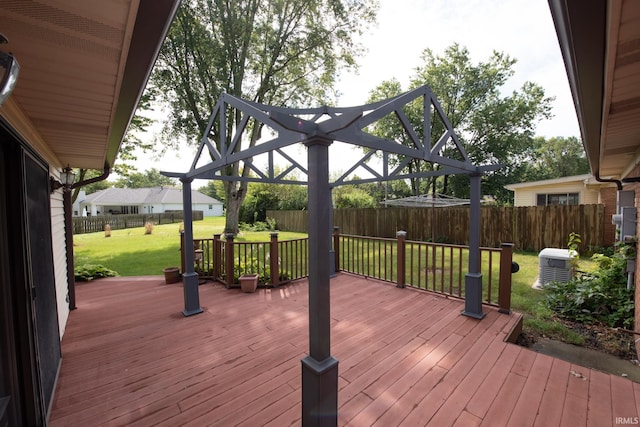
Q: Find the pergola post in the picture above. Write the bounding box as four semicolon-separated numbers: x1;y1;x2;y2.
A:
301;135;338;427
462;173;485;319
180;177;203;317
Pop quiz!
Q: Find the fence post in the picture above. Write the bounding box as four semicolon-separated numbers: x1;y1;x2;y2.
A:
225;233;235;288
213;234;221;281
498;243;514;313
270;232;279;287
397;231;407;288
180;231;185;274
333;226;341;273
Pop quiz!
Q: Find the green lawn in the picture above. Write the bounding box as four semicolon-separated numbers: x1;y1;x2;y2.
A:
72;217;307;276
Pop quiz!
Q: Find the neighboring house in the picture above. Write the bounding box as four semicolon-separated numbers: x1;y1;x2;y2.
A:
505;174;618;245
72;190;86;216
80;187;224;217
548;0;640;346
504;174;616;207
0;1;180;425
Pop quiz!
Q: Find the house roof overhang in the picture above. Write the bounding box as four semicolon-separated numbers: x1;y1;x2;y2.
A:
0;0;180;170
548;0;640;179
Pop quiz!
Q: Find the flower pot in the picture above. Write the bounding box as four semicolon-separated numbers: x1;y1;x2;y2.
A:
239;274;259;293
163;267;180;284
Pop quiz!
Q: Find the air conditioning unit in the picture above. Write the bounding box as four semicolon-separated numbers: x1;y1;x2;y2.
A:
538;248;574;287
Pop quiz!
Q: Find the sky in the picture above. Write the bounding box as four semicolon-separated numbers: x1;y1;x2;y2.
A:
131;0;580;183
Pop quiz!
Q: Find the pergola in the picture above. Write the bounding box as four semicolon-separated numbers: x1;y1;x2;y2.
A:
162;85;500;426
381;193;471;207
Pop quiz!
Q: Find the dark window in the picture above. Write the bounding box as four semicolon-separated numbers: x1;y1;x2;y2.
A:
117;206;138;214
536;192;579;206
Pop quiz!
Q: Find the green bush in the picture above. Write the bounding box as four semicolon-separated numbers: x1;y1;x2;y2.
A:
74;264;118;281
231;255;291;284
543;244;634;329
239;218;276;232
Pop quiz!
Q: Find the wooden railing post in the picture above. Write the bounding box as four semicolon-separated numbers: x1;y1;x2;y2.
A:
270;232;279;287
333;226;341;273
180;231;185;274
396;231;407;288
225;233;235;287
213;234;221;281
498;243;515;313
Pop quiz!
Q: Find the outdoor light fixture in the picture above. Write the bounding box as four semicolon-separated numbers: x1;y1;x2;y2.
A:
50;166;76;193
0;33;19;107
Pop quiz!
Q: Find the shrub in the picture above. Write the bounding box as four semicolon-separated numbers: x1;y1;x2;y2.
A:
543;243;635;329
238;218;277;232
74;264;118;281
230;254;290;285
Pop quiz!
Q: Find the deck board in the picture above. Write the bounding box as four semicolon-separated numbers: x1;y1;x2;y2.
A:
48;273;640;426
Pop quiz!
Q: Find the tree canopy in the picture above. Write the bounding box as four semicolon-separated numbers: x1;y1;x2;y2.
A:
366;44;554;204
150;0;377;234
524;136;590;181
115;168;177;189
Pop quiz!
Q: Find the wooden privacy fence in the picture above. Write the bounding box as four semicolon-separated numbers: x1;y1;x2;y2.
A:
72;211;203;234
268;204;606;252
181;230;515;312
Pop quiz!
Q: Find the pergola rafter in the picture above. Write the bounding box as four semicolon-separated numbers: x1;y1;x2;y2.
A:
165;85;499;185
162;84;500;427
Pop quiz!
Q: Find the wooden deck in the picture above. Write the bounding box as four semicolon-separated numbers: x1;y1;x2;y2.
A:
49;274;640;426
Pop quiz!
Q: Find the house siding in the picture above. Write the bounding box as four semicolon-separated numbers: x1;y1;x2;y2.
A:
623;165;640;356
50;181;69;338
512;181;599;206
163;203;222;217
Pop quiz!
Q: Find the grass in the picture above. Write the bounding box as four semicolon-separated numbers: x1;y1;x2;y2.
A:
74;221;598;347
72;217;307;276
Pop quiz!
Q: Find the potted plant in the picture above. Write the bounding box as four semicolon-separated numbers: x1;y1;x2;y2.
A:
163;267;180;284
239;273;259;292
237;257;260;292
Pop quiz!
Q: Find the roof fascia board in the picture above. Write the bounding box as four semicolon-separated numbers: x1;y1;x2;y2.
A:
547;0;606;175
105;0;181;168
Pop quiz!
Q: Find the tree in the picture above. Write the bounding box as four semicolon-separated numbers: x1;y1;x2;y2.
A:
527;136;590;180
366;44;553;204
150;0;377;234
198;180;226;205
333;186;377;208
81;170;112;195
239;178;308;224
115;168;177;188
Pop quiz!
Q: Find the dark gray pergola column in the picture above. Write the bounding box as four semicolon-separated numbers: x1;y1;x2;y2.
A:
301;135;338;427
462;173;485;319
180;177;203;317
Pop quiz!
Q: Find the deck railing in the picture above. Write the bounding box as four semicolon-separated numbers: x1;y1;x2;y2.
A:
181;229;514;312
334;230;514;310
182;233;309;287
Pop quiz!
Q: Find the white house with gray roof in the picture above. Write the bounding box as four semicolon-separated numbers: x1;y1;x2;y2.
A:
79;187;223;217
